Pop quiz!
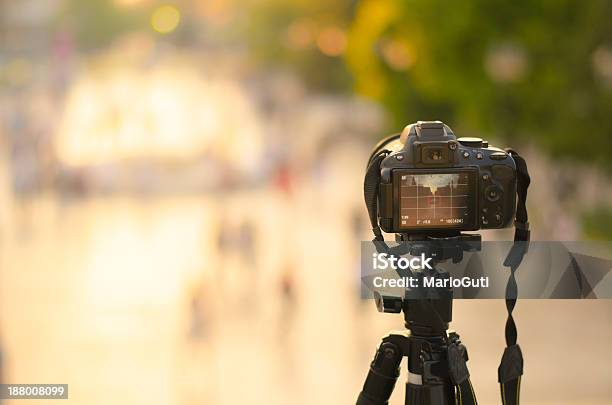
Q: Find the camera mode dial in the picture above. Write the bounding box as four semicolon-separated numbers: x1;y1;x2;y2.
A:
457;137;483;148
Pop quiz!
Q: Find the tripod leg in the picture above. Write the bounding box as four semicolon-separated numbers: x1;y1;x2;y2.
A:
403;332;478;405
404;337;453;405
448;332;478;405
357;340;404;405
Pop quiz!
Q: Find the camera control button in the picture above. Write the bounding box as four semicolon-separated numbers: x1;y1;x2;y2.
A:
462;151;470;159
482;173;490;181
495;214;502;222
490;152;508;160
481;216;489;225
485;186;502;202
476;152;483;159
395;154;404;161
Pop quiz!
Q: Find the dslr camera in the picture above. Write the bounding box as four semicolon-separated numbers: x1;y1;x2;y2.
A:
374;121;517;234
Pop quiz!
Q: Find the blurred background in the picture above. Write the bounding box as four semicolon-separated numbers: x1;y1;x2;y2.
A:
0;0;611;404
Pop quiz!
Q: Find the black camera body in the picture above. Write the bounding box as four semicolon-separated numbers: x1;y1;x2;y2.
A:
377;121;517;234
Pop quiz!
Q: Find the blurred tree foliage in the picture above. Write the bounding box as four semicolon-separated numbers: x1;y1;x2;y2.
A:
582;206;612;240
344;0;612;168
59;0;149;49
242;0;357;92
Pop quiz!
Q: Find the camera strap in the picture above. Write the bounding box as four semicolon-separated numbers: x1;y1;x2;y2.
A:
364;149;391;242
498;149;530;405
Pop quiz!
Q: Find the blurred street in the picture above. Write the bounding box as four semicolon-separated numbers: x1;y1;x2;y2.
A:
1;164;611;405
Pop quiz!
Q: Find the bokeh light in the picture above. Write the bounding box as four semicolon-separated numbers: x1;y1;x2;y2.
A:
151;5;181;34
484;43;528;83
380;39;415;71
316;27;347;57
592;45;612;88
286;19;314;50
114;0;151;7
194;0;233;27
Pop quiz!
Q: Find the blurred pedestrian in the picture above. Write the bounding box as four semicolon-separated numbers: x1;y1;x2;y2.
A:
281;268;295;305
238;219;257;267
350;206;369;304
350;206;367;239
215;216;232;287
216;217;232;256
279;261;297;324
188;282;210;343
273;161;294;198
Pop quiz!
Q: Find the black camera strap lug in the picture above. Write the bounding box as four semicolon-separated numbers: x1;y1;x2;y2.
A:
364;149;391;242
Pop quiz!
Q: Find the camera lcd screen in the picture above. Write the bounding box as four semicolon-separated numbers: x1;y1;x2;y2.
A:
396;170;477;229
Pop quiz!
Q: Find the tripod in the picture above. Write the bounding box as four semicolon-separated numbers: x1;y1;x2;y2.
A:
357;234;481;405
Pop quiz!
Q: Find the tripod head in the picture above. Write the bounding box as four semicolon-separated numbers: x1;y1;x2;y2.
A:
394;232;481;263
373;232;482;335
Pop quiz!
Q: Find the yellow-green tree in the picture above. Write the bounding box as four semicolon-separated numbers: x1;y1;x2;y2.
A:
345;0;612;168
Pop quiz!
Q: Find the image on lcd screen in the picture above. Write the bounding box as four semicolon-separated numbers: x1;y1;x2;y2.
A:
399;173;472;228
